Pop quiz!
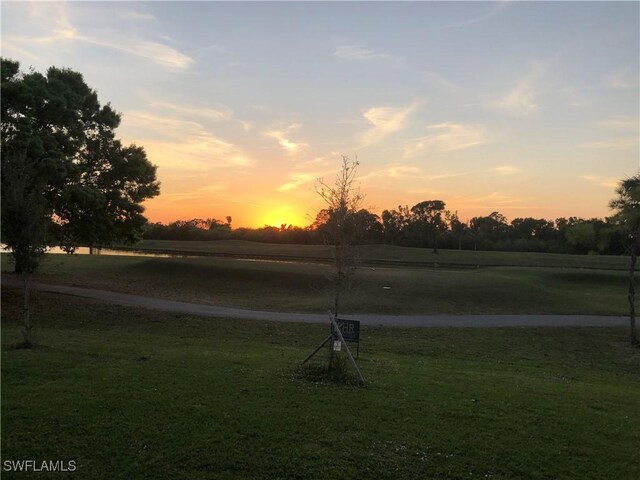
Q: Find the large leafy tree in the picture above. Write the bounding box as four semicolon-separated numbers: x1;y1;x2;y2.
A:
381;205;412;246
1;58;160;269
469;212;510;250
410;200;446;253
1;58;159;345
609;174;640;347
446;210;467;250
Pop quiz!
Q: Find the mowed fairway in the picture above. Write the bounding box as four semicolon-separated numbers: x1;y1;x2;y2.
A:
2;290;640;479
1;250;627;316
1;246;636;478
1;290;638;479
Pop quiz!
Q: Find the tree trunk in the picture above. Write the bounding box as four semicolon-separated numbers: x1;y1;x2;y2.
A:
328;284;341;370
14;249;26;274
432;231;438;254
329;243;343;371
21;270;32;348
629;250;638;347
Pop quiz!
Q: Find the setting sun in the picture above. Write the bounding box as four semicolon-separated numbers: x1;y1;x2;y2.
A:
3;2;636;228
2;2;639;477
257;205;309;228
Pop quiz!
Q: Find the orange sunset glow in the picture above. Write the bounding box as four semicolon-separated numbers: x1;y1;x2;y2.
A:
2;3;639;476
4;1;637;228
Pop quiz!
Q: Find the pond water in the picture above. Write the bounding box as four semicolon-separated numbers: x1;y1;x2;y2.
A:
1;245;183;259
0;245;323;264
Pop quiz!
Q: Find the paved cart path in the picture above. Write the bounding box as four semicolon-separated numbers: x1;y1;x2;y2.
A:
1;277;627;328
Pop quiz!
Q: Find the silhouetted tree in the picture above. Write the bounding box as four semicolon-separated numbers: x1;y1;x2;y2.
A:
381;205;413;246
315;156;364;369
315;208;383;245
1;58;159;346
609;174;640;347
352;209;384;244
447;210;467;250
411;200;446;253
469;212;510;250
1;58;159;267
564;221;598;254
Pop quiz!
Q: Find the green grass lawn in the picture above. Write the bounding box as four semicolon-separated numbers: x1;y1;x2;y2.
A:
117;239;629;270
2;253;627;315
1;290;638;479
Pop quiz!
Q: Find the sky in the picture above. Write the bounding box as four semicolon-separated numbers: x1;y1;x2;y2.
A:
1;1;639;228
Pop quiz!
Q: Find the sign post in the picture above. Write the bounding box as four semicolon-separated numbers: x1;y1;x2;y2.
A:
300;314;365;385
329;313;364;384
333;318;360;358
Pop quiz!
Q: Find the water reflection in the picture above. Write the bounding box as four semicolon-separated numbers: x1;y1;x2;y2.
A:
237;257;324;265
1;245;185;259
0;245;325;265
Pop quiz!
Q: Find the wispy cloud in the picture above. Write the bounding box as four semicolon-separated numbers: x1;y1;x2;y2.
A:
7;3;193;70
494;165;522;175
495;62;546;116
604;68;638;89
144;137;251;172
122;111;251;171
159;183;228;203
358;165;422;181
581;175;619;189
0;39;41;61
124;111;205;139
582;138;639;150
435;1;510;30
15;30;194;70
405;123;487;156
276;173;317;192
264;124;308;155
422;71;461;90
292;156;330;171
147;100;232;122
597;116;639;133
558;86;591;108
83;35;193;70
238;120;253;132
359;164;466;183
120;9;157;21
277;157;342;192
585;116;639;150
451;191;524;209
359;103;417;147
334;45;397;62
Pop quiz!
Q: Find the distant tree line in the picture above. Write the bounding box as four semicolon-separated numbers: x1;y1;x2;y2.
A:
143;199;625;255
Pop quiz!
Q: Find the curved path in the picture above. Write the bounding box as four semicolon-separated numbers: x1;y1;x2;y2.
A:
2;277;627;328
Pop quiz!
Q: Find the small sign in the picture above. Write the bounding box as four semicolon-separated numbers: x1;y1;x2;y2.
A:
334;319;360;343
333;340;342;351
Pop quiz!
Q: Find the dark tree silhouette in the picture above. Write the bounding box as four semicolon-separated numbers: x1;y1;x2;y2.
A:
609;174;640;347
315;156;364;370
411;200;446;253
1;58;159;346
315;156;364;319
